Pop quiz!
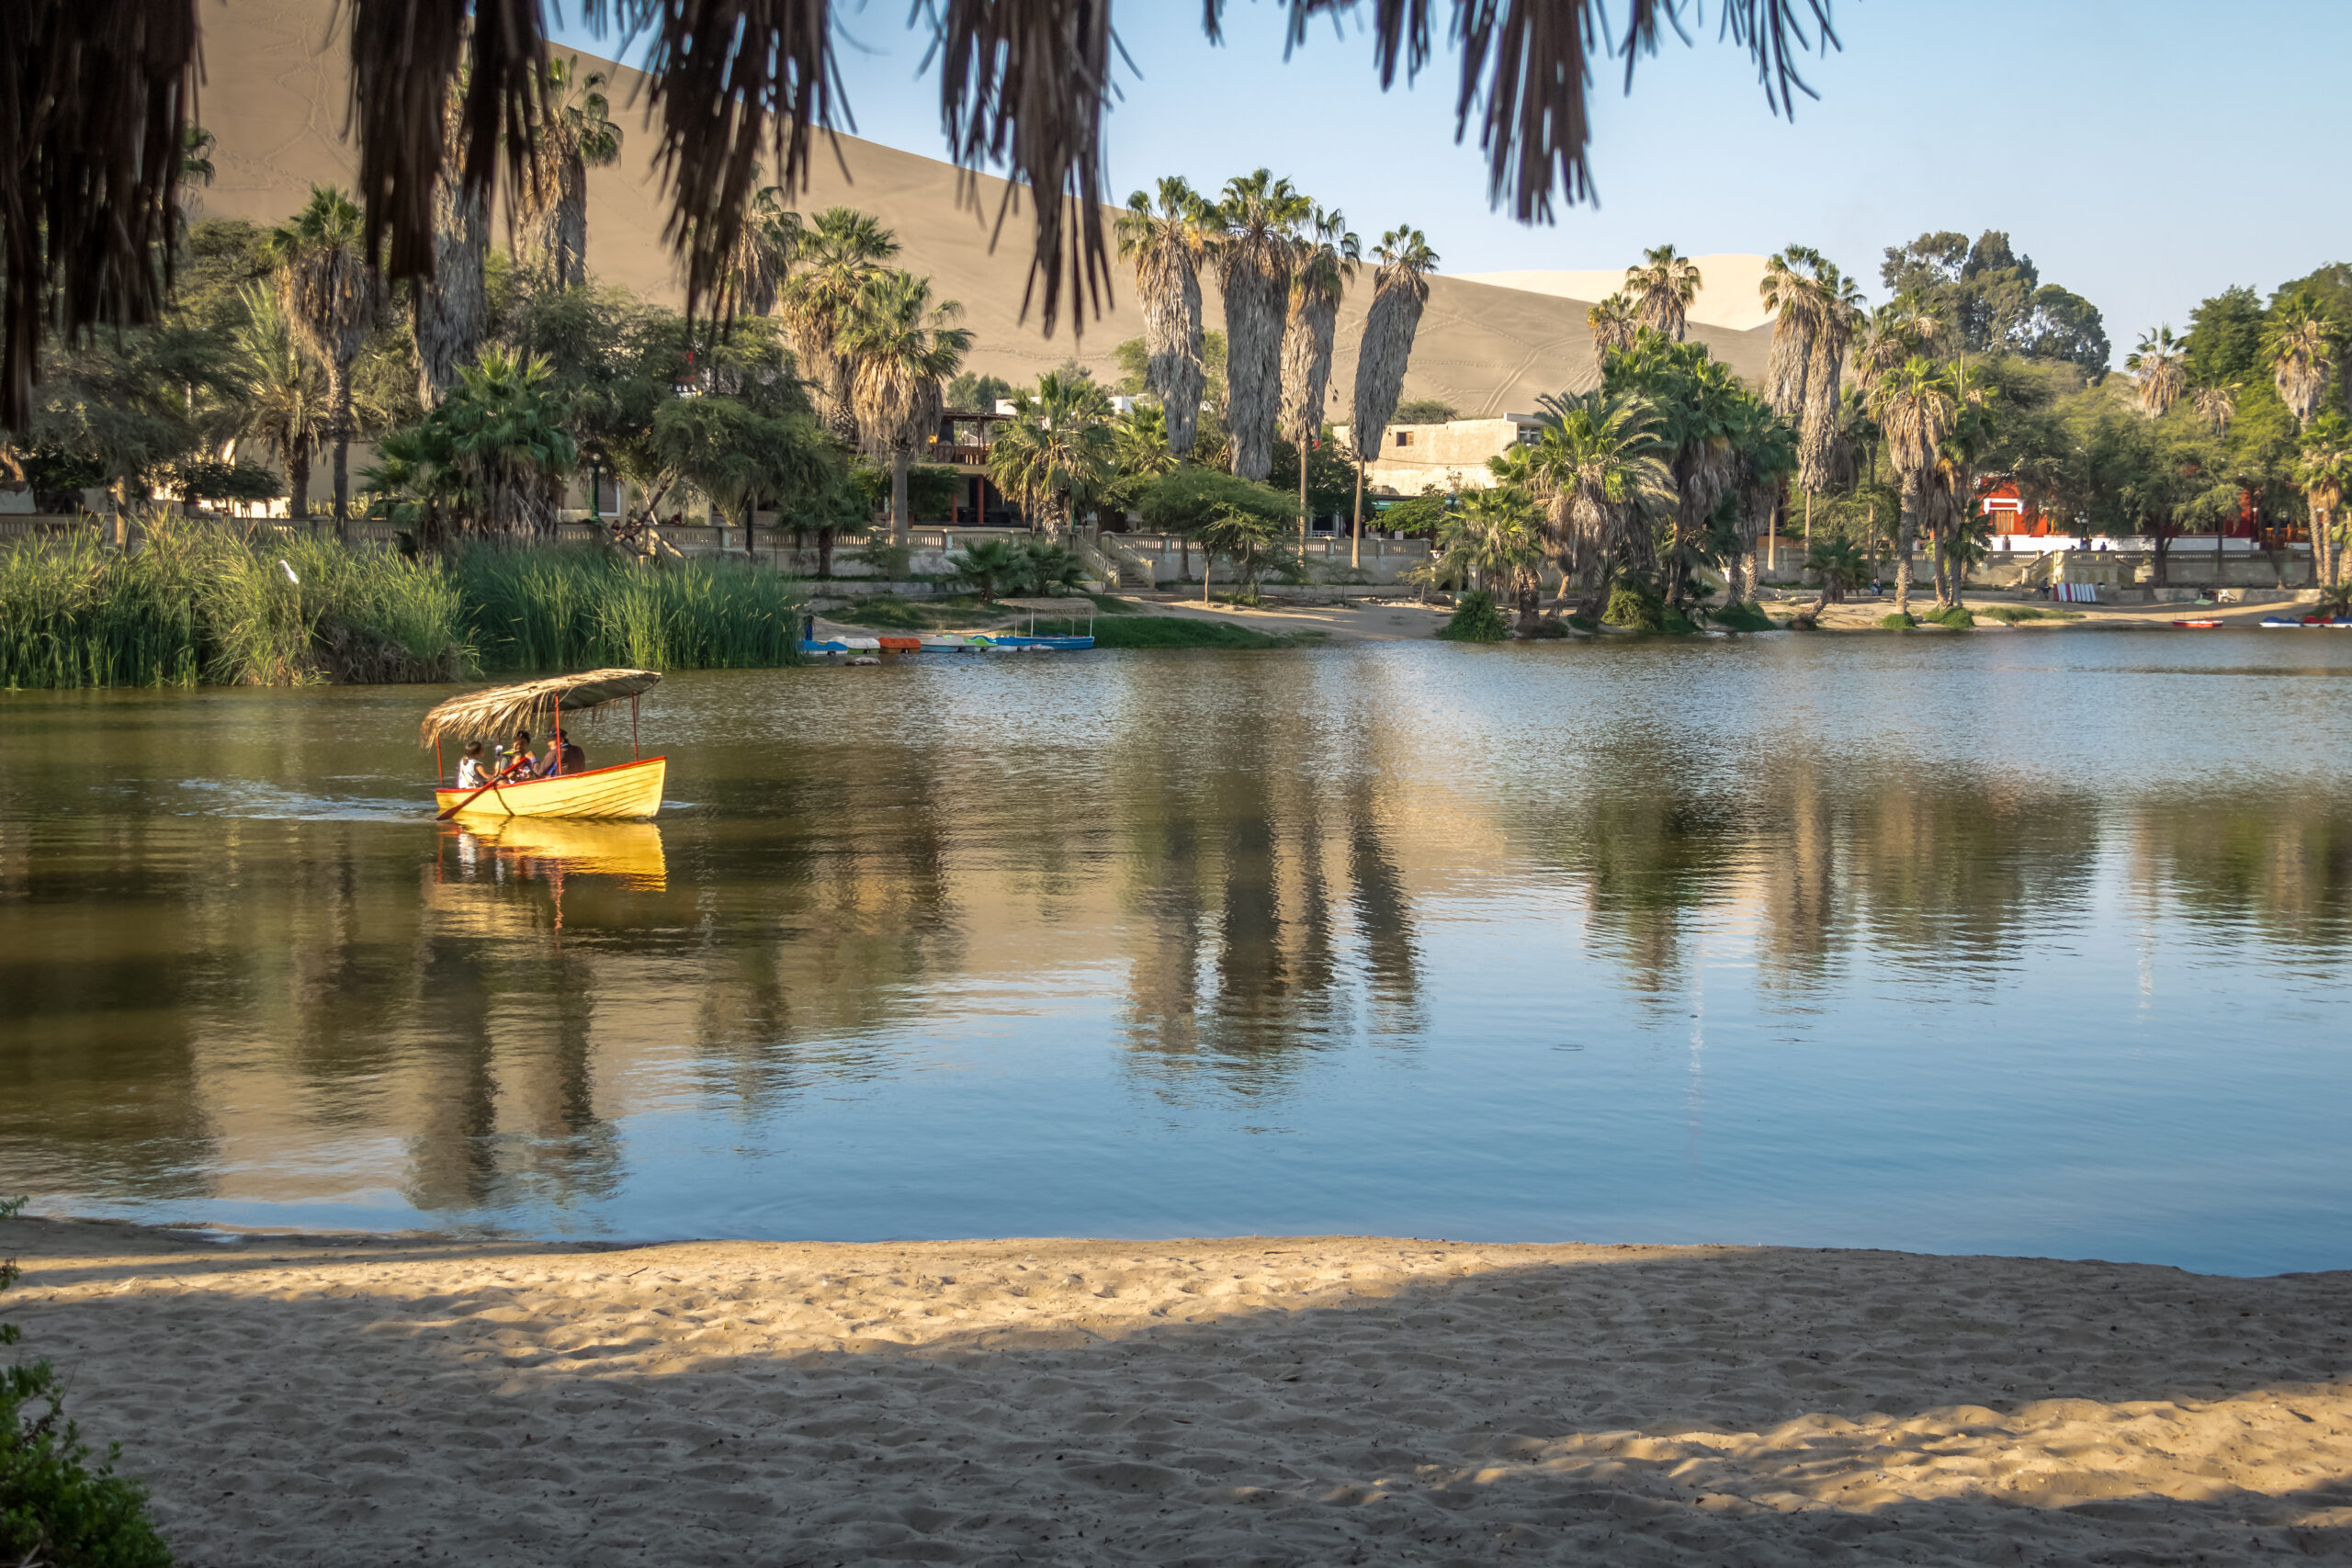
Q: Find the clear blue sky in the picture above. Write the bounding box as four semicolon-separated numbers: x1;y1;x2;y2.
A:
553;1;2352;365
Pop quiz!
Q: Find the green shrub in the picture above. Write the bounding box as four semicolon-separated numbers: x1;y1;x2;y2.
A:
2;1201;173;1568
1922;604;1975;628
1437;589;1509;641
1658;606;1700;636
1708;599;1776;632
1600;580;1666;632
1879;611;1917;629
1979;604;2081;624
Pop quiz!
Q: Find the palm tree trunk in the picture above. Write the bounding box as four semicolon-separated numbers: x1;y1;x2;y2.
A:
1894;503;1916;615
1201;551;1213;604
743;493;757;560
1351;460;1364;570
818;525;836;579
890;449;911;544
288;448;311;520
328;360;352;542
1298;456;1309;556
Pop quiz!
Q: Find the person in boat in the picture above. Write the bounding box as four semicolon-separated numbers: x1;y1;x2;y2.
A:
454;739;488;789
489;729;537;784
537;728;585;778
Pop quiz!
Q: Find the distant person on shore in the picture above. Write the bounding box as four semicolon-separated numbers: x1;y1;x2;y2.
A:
454;740;487;789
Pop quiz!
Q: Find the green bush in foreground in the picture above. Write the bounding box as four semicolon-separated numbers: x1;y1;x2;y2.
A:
1879;611;1917;629
1921;604;1976;628
1600;580;1667;633
1437;589;1510;641
1;1200;173;1568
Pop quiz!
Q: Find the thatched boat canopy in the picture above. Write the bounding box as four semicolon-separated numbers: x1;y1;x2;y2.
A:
419;670;661;747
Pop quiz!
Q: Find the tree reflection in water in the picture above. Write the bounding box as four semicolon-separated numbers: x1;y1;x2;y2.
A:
0;650;2346;1236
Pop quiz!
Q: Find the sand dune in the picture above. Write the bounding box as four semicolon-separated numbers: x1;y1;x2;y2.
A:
1460;253;1780;333
6;1214;2350;1565
193;0;1772;416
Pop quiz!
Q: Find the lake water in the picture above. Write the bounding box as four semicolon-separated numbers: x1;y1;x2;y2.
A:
4;633;2349;1275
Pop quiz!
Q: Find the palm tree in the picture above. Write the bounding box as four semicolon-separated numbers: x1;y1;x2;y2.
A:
842;271;973;544
987;372;1115;538
1870;355;1960;616
521;55;623;289
2126;326;2188;418
1210;170;1310;484
1114;177;1212;457
1759;246;1823;420
1795;260;1863;557
1625;244;1702;341
723;186;804;319
368;346;578;544
2192;383;2238;437
1279;205;1360;546
1585;292;1638;374
1852;303;1939;397
1726;396;1797;607
2266;293;2335;428
226;283;327;519
2297;422;2352;590
778;207;899;444
265;186;378;536
1513;389;1672;619
1430;485;1545;628
1799;536;1867;620
1347;224;1440;566
413;84;484;411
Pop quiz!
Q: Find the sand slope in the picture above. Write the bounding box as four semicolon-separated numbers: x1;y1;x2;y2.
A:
6;1216;2351;1565
193;0;1773;413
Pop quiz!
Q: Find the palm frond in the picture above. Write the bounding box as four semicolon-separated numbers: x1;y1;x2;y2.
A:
1;0;198;429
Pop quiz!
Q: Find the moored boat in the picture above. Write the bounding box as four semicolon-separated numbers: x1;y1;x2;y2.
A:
2172;618;2223;628
420;668;667;820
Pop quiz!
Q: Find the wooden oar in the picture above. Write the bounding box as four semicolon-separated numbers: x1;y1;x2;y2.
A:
435;777;503;820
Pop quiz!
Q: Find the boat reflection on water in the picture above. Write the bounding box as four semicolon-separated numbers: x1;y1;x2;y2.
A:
431;818;668;932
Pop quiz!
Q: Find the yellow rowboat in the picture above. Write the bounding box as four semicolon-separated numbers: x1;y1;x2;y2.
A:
433;756;666;820
420;667;668;821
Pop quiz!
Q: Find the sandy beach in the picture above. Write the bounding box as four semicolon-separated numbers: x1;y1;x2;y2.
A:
6;1217;2350;1565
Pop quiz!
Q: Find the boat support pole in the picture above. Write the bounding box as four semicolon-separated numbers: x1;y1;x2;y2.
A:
632;694;640;761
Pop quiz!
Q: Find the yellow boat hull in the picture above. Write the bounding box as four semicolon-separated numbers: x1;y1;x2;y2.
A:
435;757;667;820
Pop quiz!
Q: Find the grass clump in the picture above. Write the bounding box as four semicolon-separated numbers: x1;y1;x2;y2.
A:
1979;604;2082;624
1708;599;1777;632
1879;611;1917;629
1438;588;1510;641
1089;617;1299;649
1600;580;1667;632
1921;604;1976;628
2;1198;173;1568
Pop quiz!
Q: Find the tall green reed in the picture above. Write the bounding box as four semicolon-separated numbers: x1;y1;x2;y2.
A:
2;523;803;689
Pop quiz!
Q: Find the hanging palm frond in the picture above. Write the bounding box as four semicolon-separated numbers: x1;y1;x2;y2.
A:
0;0;198;430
